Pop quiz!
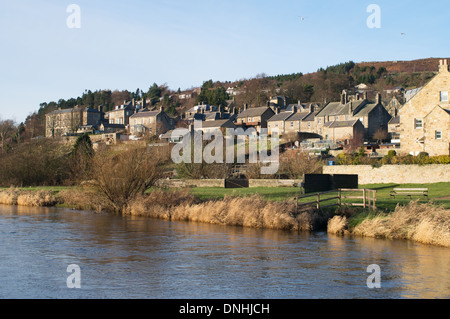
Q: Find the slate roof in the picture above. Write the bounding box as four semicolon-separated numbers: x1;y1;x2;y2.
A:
49;107;100;115
316;100;371;117
286;111;310;121
353;103;379;116
302;112;316;122
327;120;360;128
237;107;274;118
268;112;295;122
130;110;160;118
388;116;400;124
197;119;236;129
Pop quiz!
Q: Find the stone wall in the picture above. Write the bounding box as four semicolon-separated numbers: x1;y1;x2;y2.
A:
323;164;450;184
156;179;301;188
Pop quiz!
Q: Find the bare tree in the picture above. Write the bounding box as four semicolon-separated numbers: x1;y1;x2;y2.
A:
69;109;82;134
373;127;389;144
0;119;16;152
90;145;170;212
46;113;57;138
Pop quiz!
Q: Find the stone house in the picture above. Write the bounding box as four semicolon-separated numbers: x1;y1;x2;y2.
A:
385;96;404;117
267;109;296;135
45;106;102;137
235;105;275;133
322;120;365;144
106;101;136;125
399;59;450;156
129;107;174;136
192;119;237;134
267;105;314;135
315;91;391;140
388;116;401;143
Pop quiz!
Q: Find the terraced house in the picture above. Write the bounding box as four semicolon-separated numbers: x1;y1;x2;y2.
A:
398;59;450;156
235;105;275;133
267;104;315;135
315;90;391;142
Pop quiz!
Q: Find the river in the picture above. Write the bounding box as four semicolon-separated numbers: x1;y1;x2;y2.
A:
0;204;448;299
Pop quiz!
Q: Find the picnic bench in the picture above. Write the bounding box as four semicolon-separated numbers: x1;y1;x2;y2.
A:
389;188;429;199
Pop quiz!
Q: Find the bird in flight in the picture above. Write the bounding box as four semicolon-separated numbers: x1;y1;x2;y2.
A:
400;32;406;36
298;16;305;21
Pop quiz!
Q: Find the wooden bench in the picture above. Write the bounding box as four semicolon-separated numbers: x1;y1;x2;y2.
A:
389;188;429;199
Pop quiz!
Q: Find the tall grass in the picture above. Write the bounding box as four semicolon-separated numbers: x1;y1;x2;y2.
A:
0;187;56;207
126;191;328;232
333;201;450;247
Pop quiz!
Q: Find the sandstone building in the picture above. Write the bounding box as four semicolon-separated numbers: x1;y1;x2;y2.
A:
399;59;450;156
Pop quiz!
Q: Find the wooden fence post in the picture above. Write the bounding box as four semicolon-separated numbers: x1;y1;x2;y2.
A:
363;189;367;208
338;189;341;207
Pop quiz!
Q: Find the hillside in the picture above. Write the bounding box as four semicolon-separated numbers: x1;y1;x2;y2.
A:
19;57;449;139
357;57;448;74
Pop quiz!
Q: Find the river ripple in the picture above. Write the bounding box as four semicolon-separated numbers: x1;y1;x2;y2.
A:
0;205;448;299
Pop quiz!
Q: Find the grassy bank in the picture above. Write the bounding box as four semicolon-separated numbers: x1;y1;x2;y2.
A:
1;183;449;247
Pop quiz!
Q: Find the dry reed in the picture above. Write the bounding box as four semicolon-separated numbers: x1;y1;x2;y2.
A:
327;215;349;236
0;188;56;207
352;201;450;247
126;191;324;232
0;187;19;205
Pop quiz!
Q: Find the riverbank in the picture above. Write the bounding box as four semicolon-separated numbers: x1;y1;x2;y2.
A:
0;185;449;247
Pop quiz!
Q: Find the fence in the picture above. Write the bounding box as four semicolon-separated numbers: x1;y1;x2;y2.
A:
295;188;377;212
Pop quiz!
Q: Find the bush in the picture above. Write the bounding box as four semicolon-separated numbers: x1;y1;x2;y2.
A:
0;139;71;187
89;145;170;212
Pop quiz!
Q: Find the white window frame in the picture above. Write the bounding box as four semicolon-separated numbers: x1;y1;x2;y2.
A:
435;131;442;140
414;119;423;129
440;91;448;102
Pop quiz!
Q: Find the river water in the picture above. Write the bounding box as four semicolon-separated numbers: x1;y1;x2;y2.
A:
0;204;448;299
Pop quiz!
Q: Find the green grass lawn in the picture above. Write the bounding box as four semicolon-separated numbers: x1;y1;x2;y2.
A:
189;186;300;202
3;183;449;211
189;183;450;211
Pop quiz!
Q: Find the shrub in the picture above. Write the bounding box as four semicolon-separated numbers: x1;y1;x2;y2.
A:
0;139;71;187
89;145;170;212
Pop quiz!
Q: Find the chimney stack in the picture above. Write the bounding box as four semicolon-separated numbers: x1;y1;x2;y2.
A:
292;105;297;114
340;90;348;104
439;59;449;73
376;93;382;104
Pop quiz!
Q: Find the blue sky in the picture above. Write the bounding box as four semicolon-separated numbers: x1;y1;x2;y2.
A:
0;0;449;123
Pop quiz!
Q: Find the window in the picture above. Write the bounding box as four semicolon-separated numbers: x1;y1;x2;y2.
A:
440;91;448;102
436;131;442;139
307;122;311;128
414;119;423;129
290;122;294;128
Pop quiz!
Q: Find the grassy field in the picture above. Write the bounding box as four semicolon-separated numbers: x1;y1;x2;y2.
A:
3;182;449;211
189;183;450;211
